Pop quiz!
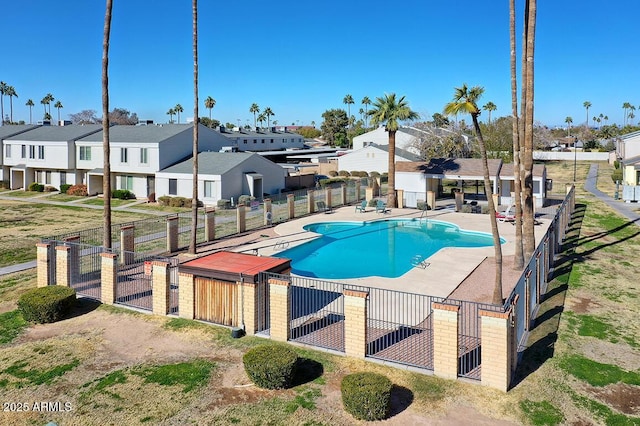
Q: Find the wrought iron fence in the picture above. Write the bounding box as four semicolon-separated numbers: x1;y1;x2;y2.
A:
255;274;271;336
115;251;160;311
169;258;180;315
56;241;104;300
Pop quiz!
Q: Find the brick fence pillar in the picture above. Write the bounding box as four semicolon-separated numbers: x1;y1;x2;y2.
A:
432;302;460;380
152;261;170;316
264;199;272;226
307;190;315;214
397;189;404;208
269;278;291;342
480;307;515;391
167;216;178;253
36;242;52;287
365;187;373;202
240;281;258;335
205;208;216;242
287;194;295;219
427;190;436;211
344;289;368;358
100;252;118;305
55;246;71;287
237;204;246;234
120;225;135;265
179;272;195;319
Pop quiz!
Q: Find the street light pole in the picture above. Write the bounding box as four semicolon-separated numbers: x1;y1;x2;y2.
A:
573;136;577;183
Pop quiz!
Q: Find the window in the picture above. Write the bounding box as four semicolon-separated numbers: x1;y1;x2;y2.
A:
253;139;257;144
45;171;51;184
120;148;128;163
120;175;133;190
270;139;274;143
168;179;177;195
140;148;148;164
204;181;215;198
243;139;248;144
283;138;287;143
261;139;265;144
21;145;26;158
29;145;36;159
60;171;66;185
5;145;10;158
36;171;43;183
38;146;45;159
80;146;91;161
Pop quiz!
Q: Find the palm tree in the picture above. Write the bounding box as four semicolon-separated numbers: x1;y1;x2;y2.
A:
6;86;17;123
174;104;184;123
189;0;199;255
482;101;497;124
40;96;48;118
592;116;597;129
343;94;354;129
44;93;54;115
368;93;419;208
359;107;364;123
257;112;266;128
102;0;113;249
263;107;274;128
604;115;608;126
445;84;503;305
25;99;34;124
565;116;573;136
629;106;636;126
0;81;7;125
166;108;175;123
54;100;63;123
509;0;524;270
249;103;260;128
361;96;371;127
583;101;591;128
622;102;631;126
204;96;215;120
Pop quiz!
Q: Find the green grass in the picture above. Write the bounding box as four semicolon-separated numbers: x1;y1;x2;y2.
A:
520;400;564;426
80;198;138;207
569;389;640;426
46;193;87;202
0;310;28;344
558;354;640;387
2;358;80;386
131;359;215;393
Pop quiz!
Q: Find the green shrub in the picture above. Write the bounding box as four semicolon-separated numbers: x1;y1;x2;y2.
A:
611;168;623;183
238;194;254;205
368;199;378;207
369;171;381;178
67;184;88;196
158;196;171;206
28;182;45;192
60;184;72;194
0;180;10;189
341;372;392;421
338;170;351;177
243;344;298;389
217;199;230;209
112;189;136;200
44;185;58;192
328;170;339;177
17;286;76;324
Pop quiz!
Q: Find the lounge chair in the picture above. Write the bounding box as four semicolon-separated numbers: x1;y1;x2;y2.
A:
355;200;367;213
316;201;332;214
495;205;516;222
375;200;387;213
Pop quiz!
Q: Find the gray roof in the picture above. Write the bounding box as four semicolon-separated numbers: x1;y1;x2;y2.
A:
160;151;264;175
621;154;640;165
221;128;304;139
0;124;40;139
6;124;102;141
396;158;503;177
620;130;640;140
77;123;203;143
369;143;420;161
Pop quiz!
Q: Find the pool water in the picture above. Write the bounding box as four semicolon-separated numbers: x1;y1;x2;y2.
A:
273;219;503;279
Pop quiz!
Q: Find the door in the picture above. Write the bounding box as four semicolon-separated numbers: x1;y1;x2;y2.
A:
194;277;238;326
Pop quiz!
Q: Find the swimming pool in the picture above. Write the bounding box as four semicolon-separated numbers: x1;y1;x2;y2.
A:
273;219;504;279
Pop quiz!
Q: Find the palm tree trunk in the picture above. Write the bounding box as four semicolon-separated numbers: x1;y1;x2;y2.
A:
387;130;397;208
510;0;524;270
471;115;503;304
9;97;13;123
522;0;537;259
102;0;113;249
189;0;199;255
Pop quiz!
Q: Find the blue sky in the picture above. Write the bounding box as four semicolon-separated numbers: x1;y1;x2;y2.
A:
2;0;639;128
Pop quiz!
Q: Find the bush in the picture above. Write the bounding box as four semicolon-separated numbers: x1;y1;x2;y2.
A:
158;196;171;206
338;170;351;177
217;199;230;209
243;344;299;389
0;180;10;189
67;184;88;196
169;197;187;207
17;286;76;324
369;171;381;178
368;199;378;207
328;170;339;177
60;184;72;194
112;189;136;200
238;194;254;205
612;168;623;183
341;372;392;421
44;186;58;192
28;182;44;192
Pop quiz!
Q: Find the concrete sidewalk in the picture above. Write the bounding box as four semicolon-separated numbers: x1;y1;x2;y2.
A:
584;164;640;224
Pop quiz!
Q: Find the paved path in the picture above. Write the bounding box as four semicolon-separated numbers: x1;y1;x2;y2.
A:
584;163;640;223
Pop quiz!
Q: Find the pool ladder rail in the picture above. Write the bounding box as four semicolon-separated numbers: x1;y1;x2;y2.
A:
274;240;290;251
411;254;430;269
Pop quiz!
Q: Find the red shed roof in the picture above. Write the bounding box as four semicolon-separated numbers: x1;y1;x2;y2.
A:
179;251;290;283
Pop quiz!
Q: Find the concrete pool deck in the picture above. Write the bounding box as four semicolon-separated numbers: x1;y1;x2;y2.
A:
226;205;553;300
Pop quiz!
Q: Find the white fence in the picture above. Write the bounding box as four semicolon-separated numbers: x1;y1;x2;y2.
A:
533;151;610;161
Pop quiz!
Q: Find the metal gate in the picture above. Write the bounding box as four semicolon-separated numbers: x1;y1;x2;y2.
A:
115;253;154;311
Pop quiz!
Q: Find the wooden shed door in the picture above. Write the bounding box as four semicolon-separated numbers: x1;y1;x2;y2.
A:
195;278;238;326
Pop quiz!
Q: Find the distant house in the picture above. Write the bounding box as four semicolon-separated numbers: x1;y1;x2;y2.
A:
217;126;305;152
4;124;102;190
155;151;287;206
0;124;41;183
395;158;502;208
76;123;226;197
620;154;640;186
617;130;640;160
337;143;420;174
498;163;548;208
352;125;469;154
